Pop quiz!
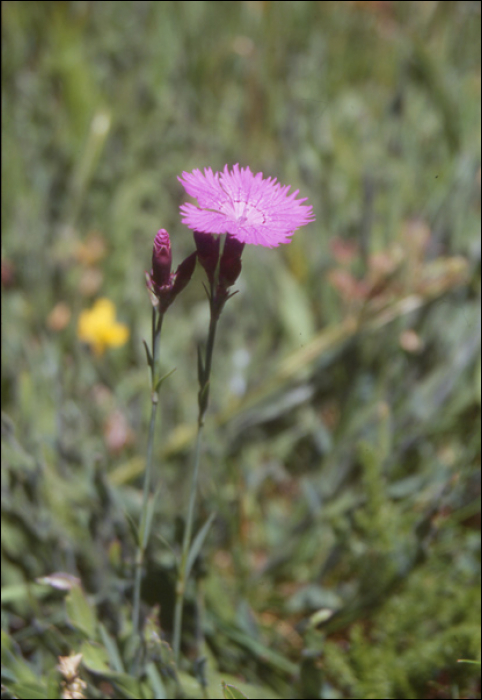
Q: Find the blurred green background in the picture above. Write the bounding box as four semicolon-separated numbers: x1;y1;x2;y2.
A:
2;2;481;698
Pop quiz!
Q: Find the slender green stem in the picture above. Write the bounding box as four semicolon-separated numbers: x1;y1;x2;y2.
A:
172;237;229;664
172;421;204;661
173;310;218;663
195;582;209;699
132;309;164;637
202;316;218;416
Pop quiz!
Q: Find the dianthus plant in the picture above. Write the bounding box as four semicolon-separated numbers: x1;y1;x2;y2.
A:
135;165;313;682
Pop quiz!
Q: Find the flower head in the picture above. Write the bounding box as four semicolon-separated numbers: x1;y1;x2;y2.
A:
178;164;315;248
77;298;129;356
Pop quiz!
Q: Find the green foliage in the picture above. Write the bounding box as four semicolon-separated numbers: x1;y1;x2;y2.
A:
222;681;249;699
2;1;480;699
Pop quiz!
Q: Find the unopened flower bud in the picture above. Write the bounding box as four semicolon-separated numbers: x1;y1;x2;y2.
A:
151;229;172;288
171;251;197;298
219;235;244;288
193;231;220;285
146;229;197;314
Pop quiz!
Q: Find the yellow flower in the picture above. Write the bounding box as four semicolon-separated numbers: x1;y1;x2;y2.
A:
77;298;129;356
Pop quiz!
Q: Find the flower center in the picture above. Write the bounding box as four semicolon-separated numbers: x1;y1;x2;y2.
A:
220;199;265;226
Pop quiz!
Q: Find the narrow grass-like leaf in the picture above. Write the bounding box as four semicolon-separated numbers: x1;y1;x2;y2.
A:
213;616;298;676
1;582;50;604
154;366;176;394
10;683;49;700
146;661;167;699
99;624;124;673
222;681;249;699
154;531;178;559
65;584;96;639
108;673;142;699
185;512;216;581
80;640;111;674
142;339;153;369
140;483;163;550
1;631;38;685
46;667;61;700
125;510;140;547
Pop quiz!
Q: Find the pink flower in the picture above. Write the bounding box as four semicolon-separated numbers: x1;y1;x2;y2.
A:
178;164;315;248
